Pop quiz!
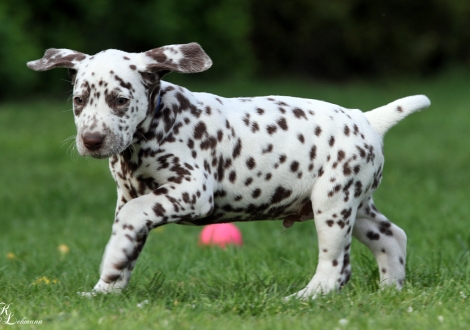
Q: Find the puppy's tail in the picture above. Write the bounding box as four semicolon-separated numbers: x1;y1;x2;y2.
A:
365;95;430;137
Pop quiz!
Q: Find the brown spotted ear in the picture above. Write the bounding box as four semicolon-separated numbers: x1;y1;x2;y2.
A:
143;42;212;76
27;48;88;71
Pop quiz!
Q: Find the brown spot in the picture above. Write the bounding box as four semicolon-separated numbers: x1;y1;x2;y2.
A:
309;145;317;160
292;108;307;119
277;117;288;130
337;150;345;162
251;188;261;198
354;181;363;197
194;122;207;139
329;136;335;147
353;165;361;174
334;184;342;193
378;221;393;236
290;161;299;172
232;138;242;158
114;75;133;90
397;106;403;113
242;114;250;126
314;126;322;136
270;186;292;203
333;259;338;266
262;144;273;154
366;231;380;240
200;136;217;150
106;274;121;282
266;125;277;134
343;162;352;176
357;146;366;158
246;157;256;170
340;209;352;223
153;203;166;217
353;124;359;135
229;171;237;183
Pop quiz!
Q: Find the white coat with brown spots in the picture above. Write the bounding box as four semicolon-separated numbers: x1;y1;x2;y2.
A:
27;43;430;299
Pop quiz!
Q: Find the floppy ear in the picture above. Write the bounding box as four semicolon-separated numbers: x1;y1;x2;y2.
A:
27;48;88;71
142;42;212;78
27;49;88;85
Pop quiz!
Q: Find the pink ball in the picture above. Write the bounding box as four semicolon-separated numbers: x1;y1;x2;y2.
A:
199;223;243;248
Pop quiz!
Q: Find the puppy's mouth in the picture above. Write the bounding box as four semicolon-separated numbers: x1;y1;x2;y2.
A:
89;152;113;159
78;138;127;159
78;148;117;159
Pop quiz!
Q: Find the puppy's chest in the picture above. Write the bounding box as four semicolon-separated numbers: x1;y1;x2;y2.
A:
110;149;173;198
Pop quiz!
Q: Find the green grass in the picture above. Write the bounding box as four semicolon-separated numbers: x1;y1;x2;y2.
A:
1;70;469;329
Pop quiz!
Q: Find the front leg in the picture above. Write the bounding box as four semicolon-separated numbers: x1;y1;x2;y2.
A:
91;184;214;294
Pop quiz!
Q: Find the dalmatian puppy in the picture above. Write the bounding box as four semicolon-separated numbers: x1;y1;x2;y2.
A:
27;43;430;298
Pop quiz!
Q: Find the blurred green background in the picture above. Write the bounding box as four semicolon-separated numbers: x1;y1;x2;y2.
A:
1;0;470;100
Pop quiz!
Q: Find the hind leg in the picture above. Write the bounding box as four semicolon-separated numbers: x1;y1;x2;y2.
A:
289;189;359;299
353;196;406;288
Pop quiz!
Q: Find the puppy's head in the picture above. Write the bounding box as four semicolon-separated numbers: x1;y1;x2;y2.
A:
27;43;212;158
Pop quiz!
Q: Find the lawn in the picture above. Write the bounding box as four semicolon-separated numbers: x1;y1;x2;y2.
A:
0;70;469;329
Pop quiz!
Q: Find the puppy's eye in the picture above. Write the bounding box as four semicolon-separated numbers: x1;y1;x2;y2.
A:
116;98;129;106
74;97;84;105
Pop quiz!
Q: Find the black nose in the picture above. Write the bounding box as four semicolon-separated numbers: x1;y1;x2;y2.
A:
82;133;105;151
